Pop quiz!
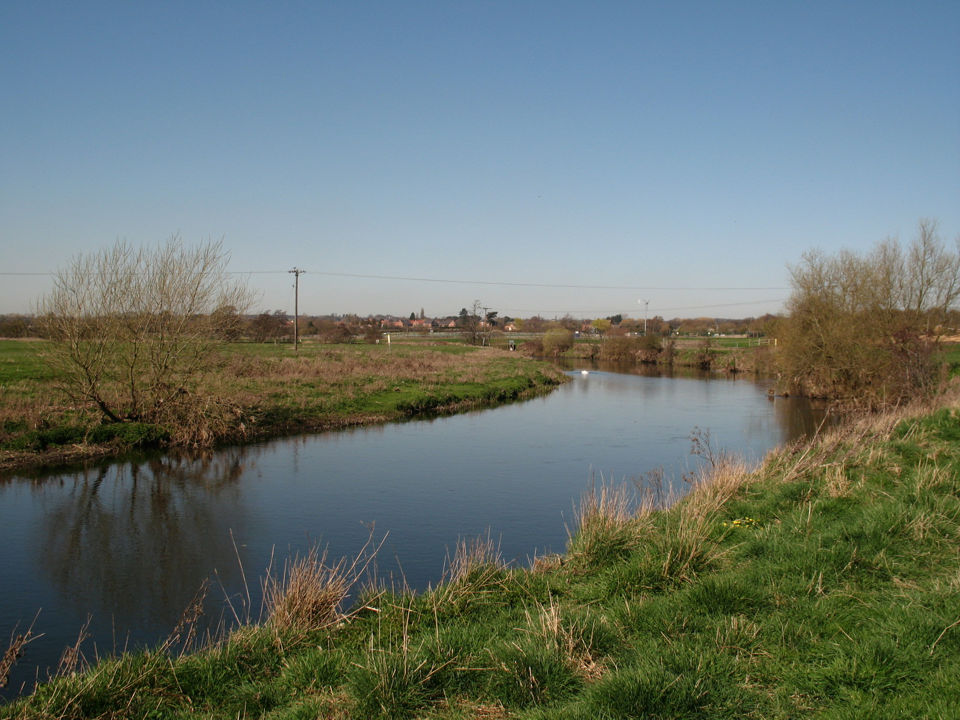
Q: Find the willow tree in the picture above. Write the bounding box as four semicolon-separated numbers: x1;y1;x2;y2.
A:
778;220;960;405
38;237;254;442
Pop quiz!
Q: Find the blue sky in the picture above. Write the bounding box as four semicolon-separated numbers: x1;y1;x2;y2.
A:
2;1;958;320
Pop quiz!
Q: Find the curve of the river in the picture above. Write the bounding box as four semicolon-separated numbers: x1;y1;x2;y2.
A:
0;365;826;699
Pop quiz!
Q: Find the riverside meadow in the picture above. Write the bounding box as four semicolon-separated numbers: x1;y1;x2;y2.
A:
0;339;566;474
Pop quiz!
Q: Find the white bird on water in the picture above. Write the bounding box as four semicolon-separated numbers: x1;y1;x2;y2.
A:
580;370;590;375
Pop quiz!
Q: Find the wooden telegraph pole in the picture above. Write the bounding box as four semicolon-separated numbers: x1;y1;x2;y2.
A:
289;267;305;351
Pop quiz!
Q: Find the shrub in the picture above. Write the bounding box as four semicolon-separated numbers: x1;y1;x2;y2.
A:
542;329;575;357
778;220;958;405
600;336;640;362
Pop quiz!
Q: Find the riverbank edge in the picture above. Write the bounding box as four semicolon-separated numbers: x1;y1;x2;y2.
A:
520;337;775;375
5;388;960;718
0;362;568;476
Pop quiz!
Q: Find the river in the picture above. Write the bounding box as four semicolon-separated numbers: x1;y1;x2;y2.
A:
0;364;826;699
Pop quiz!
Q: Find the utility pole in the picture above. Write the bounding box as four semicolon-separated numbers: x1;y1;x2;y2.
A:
639;299;649;335
289;267;305;352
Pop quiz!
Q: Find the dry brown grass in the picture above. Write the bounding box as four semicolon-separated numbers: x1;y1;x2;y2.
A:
530;553;564;574
264;546;350;634
54;619;91;680
0;394;58;434
574;479;644;529
163;579;209;659
223;345;534;388
263;535;383;638
444;534;506;584
823;464;851;498
422;700;509;719
1;621;38;691
680;451;753;522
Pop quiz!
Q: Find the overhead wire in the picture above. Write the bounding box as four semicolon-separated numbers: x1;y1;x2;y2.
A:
0;268;787;315
0;268;788;291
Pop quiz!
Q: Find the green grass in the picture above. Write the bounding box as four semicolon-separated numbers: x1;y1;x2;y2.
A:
709;336;769;348
5;394;960;718
937;342;960;376
0;340;58;384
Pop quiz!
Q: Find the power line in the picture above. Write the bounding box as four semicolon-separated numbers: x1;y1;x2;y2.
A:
0;268;787;316
495;298;786;316
296;270;789;292
0;270;292;276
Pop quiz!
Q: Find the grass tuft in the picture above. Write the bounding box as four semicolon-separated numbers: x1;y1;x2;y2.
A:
522;599;616;681
566;480;650;570
428;535;508;615
486;637;580;709
347;644;442;720
264;535;383;639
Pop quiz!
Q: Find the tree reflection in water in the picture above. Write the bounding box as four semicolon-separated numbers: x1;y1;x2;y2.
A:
771;394;835;442
36;448;259;647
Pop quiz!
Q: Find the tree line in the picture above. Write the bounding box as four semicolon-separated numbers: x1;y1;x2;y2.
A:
7;219;958;443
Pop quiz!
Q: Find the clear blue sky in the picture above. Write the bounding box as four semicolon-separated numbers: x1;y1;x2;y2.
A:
2;1;958;320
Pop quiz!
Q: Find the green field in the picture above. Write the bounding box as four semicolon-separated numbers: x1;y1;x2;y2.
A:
4;391;960;718
0;340;57;384
0;339;566;473
937;342;960;374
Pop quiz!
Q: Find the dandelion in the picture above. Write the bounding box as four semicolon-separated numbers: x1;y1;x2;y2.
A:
722;517;759;529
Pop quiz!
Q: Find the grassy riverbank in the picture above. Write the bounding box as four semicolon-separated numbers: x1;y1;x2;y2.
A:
550;336;775;374
0;340;566;473
4;389;960;718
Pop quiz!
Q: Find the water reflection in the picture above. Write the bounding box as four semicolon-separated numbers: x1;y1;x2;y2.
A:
35;450;261;638
771;395;834;441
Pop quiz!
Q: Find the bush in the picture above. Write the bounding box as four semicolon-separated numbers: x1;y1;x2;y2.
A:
778;220;958;405
600;336;640;362
542;329;575;357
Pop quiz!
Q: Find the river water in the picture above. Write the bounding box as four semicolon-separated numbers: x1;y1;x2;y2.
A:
0;365;826;698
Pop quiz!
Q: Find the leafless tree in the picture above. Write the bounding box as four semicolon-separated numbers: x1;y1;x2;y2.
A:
778;220;960;405
38;236;254;439
459;300;491;346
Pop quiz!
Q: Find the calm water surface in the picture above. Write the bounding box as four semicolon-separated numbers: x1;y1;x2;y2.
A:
0;366;825;698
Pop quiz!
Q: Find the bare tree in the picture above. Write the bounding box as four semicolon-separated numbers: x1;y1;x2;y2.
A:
458;300;491;346
778;220;960;405
901;219;960;330
38;236;254;439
